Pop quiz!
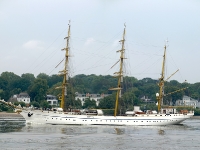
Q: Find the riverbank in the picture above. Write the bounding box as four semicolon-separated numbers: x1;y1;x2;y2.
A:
191;116;200;119
0;112;24;117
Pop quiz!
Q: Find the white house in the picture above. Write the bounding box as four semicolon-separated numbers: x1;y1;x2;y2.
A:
175;95;200;108
75;93;110;106
46;95;58;106
16;92;30;104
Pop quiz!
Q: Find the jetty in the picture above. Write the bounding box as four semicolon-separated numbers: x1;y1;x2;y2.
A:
0;112;26;126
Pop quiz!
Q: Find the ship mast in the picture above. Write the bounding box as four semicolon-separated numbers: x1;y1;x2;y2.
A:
57;21;71;111
156;44;187;112
110;24;126;117
157;44;166;113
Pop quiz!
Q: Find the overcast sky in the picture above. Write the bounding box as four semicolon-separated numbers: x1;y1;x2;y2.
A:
0;0;200;83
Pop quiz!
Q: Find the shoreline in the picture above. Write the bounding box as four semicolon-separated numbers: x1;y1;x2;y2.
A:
0;112;24;118
191;116;200;119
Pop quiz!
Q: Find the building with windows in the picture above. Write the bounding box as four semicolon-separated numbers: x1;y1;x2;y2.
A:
140;95;155;103
175;95;200;108
9;92;30;104
17;92;30;104
46;95;58;106
75;93;110;106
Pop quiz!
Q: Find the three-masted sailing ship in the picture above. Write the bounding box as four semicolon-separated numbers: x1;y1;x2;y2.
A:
20;23;194;125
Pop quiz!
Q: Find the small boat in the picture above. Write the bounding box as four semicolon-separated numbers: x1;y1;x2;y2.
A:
20;22;194;125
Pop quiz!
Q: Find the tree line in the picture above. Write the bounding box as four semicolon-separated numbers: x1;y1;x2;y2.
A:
0;71;200;114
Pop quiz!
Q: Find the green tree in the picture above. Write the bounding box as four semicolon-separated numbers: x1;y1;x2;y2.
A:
83;98;97;109
48;74;62;88
194;108;200;116
122;89;136;110
65;84;76;109
40;100;51;110
0;72;21;100
30;101;40;108
37;73;50;86
47;82;62;98
74;99;82;109
144;103;157;111
98;93;115;109
13;101;26;107
28;78;48;103
0;104;14;112
20;73;35;92
0;89;5;100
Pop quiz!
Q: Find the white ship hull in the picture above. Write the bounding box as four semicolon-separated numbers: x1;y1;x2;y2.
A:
20;110;194;126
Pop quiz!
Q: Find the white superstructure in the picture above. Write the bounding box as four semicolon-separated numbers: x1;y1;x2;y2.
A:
20;108;193;126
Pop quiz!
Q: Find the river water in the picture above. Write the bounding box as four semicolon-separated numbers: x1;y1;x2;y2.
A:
0;119;200;150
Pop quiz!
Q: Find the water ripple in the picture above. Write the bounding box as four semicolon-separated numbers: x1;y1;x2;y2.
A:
0;119;200;150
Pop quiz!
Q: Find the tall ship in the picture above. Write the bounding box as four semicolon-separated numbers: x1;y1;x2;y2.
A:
20;23;194;125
